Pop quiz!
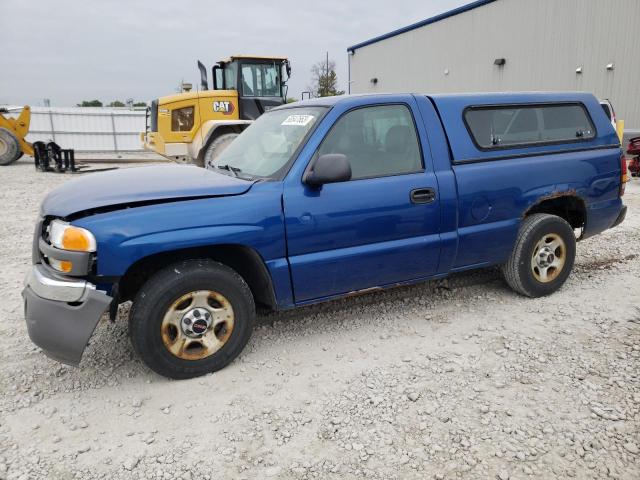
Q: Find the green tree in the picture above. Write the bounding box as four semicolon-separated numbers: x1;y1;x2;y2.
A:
133;102;147;107
309;57;344;98
108;100;125;107
77;100;103;107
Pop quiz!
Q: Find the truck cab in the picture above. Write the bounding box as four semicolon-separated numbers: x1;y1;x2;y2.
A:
143;55;291;167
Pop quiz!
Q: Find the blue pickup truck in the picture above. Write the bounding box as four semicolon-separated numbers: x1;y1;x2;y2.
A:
23;92;627;379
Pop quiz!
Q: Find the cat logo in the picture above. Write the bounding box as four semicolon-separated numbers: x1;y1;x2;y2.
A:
213;101;234;115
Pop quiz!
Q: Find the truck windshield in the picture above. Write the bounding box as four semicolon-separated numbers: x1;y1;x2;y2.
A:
212;107;326;179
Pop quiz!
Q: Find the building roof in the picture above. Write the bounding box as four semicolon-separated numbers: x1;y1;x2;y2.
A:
347;0;497;52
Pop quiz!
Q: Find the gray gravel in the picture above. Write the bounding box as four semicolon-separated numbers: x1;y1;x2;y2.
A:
0;160;639;480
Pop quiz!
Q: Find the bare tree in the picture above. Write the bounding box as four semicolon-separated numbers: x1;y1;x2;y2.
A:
308;54;345;98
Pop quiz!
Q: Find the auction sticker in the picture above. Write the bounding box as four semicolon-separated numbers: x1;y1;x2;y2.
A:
281;114;315;126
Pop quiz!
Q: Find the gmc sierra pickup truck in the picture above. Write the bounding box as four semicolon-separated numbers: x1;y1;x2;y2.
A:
23;92;628;379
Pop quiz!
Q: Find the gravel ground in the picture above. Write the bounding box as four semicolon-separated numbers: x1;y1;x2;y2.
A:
0;160;639;480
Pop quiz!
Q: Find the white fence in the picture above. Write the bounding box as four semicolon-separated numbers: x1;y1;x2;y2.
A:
4;106;147;152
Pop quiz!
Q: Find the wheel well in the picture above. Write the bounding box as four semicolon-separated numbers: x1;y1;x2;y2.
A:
118;245;277;311
525;194;586;230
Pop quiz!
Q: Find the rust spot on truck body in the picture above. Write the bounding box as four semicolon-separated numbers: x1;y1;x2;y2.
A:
523;189;579;219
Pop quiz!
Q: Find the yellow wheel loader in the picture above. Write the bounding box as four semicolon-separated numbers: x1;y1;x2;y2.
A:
0;106;34;165
142;55;291;168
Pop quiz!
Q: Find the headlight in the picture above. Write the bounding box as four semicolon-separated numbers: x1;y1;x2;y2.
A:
49;220;97;252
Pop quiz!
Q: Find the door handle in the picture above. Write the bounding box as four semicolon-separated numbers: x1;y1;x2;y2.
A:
410;188;436;204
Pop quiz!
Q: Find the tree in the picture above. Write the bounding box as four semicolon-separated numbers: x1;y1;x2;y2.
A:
77;100;103;107
109;100;125;107
309;56;344;98
133;102;147;107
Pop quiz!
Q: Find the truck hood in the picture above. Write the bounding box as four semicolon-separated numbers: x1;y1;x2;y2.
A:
41;164;255;218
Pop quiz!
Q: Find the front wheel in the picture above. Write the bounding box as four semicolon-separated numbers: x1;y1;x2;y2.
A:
203;133;238;170
502;213;576;297
0;128;22;165
129;259;255;379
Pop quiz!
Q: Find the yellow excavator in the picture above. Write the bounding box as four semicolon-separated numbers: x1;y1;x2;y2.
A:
0;106;33;165
142;55;291;168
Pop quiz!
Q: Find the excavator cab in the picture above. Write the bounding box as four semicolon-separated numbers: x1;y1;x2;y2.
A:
207;55;291;120
144;55;291;167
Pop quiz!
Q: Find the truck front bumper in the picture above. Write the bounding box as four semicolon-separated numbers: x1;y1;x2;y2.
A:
22;264;112;366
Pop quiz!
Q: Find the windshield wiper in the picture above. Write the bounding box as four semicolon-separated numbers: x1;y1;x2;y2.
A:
215;164;242;178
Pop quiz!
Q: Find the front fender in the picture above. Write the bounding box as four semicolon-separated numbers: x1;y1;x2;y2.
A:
119;224;263;259
74;182;286;277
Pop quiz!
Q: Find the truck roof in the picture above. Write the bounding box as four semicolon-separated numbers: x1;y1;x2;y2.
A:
290;91;597;108
285;91;616;162
428;91;597;105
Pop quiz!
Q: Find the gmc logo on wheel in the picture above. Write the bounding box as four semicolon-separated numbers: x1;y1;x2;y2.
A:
213;101;234;115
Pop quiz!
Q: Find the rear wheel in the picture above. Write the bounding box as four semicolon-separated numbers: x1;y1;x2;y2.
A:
0;128;21;165
129;259;255;379
203;133;238;170
502;214;576;297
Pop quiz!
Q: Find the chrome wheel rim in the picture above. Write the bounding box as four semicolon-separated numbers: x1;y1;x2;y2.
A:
531;233;566;283
161;290;234;360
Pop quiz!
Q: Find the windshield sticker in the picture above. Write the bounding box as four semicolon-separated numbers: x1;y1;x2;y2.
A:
281;114;315;126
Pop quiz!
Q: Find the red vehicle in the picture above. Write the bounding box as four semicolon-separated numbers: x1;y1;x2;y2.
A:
628;136;640;177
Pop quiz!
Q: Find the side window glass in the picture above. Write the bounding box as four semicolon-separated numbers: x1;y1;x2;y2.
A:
504;108;540;143
465;103;595;149
541;105;594;141
223;63;237;90
264;66;278;96
171;106;194;132
255;68;263;96
242;65;255;96
318;105;423;180
214;68;224;90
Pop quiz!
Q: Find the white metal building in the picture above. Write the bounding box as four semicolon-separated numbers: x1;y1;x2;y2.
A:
347;0;640;131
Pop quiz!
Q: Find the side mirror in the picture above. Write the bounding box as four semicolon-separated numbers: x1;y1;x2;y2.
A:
304;154;352;187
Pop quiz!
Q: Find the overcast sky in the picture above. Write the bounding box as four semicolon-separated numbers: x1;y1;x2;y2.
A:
0;0;468;106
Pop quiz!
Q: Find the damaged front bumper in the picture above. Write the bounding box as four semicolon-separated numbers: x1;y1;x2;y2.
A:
22;264;112;366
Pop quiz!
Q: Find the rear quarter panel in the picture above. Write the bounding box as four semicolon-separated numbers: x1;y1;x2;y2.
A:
430;92;622;269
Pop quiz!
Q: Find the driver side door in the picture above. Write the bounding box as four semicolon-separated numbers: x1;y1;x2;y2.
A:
283;100;441;303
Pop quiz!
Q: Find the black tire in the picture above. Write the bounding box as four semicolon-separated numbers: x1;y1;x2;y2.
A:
0;128;21;165
129;259;255;379
502;213;576;297
203;133;238;170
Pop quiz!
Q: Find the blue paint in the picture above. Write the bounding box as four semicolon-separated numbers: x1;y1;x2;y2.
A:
40;92;625;310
